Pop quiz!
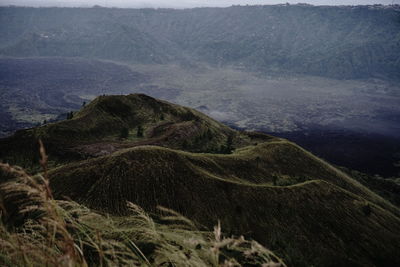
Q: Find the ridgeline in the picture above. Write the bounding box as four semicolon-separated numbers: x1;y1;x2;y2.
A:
1;94;399;266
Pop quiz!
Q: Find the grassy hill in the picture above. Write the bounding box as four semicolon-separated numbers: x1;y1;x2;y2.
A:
48;141;400;266
0;94;245;170
0;162;284;266
1;94;400;266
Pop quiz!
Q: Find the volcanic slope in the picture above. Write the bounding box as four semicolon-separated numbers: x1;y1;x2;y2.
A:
48;141;400;266
0;94;247;169
1;94;400;266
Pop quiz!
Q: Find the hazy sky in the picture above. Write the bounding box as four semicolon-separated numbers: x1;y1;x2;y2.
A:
1;0;398;8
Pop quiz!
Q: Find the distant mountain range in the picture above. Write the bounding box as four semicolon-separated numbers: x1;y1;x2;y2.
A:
1;5;399;80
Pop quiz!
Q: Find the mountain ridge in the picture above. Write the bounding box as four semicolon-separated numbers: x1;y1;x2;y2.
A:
0;94;248;170
47;141;400;266
1;5;399;80
1;94;399;266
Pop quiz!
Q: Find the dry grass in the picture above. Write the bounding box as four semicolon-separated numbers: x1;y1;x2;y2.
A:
0;141;285;267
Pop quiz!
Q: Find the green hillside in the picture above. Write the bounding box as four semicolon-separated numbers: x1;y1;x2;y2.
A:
0;162;284;266
1;5;399;79
0;94;244;170
1;94;400;266
48;141;400;266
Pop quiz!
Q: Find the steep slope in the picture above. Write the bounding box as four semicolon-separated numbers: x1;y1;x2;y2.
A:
0;7;175;64
48;140;399;215
0;161;285;267
1;5;399;79
48;143;400;266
